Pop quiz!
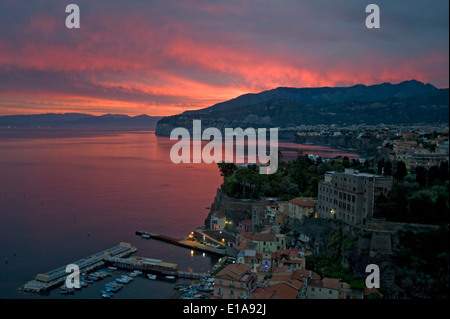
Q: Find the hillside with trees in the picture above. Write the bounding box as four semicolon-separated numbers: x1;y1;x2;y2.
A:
375;160;449;225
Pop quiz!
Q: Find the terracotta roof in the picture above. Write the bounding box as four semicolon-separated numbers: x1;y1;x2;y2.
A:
238;230;254;240
277;249;290;256
236;242;247;251
251;284;294;299
269;275;292;284
308;279;323;288
272;266;291;275
289;197;316;207
282;259;304;265
323;278;340;290
215;263;253;282
242;219;252;226
212;210;226;218
266;283;300;299
253;232;275;242
269;276;304;291
309;277;340;290
277;248;303;260
250;288;275;299
261;226;274;233
364;287;383;297
286;278;304;290
292;269;321;281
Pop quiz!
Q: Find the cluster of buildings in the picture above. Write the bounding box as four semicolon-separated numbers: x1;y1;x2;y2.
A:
211;223;380;300
208;125;450;299
208;167;396;299
381;129;449;169
210;168;393;231
292;123;449;169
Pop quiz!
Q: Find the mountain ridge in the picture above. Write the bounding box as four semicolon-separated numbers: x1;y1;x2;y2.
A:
186;79;438;114
0;113;162;130
155;80;448;136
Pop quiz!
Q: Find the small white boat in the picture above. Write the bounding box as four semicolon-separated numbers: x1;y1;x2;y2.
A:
120;275;133;282
131;270;142;276
147;274;157;280
116;278;128;284
165;275;176;280
141;233;150;239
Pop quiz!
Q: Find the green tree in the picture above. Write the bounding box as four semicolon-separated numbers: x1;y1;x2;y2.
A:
395;161;407;181
217;162;237;178
435;191;449;223
384;160;393;176
342;156;351;168
375;180;409;220
234;165;263;199
428;165;439;186
378;158;385;175
439;161;449;183
409;190;434;221
415;166;427;187
221;175;240;198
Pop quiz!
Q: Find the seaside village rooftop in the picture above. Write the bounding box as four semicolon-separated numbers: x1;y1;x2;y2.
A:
210;222;379;300
207;168;391;299
209;220;382;299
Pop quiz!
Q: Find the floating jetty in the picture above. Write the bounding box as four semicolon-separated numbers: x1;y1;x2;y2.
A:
21;242;136;293
136;230;229;256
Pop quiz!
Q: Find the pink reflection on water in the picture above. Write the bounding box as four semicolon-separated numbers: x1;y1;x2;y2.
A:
167;136;360;164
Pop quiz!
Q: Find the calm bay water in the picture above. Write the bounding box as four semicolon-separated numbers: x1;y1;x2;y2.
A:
0;130;358;299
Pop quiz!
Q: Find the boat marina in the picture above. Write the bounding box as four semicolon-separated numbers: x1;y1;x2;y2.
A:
20;242;137;293
19;241;215;297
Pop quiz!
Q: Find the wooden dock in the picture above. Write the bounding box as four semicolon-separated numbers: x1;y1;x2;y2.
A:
136;230;229;256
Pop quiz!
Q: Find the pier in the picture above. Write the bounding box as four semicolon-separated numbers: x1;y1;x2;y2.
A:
106;255;209;279
21;241;214;294
136;230;231;256
21;242;137;293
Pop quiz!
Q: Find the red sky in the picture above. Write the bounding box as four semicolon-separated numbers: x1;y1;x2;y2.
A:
0;0;448;117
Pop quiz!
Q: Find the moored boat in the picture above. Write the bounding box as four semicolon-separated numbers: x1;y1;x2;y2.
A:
60;288;75;295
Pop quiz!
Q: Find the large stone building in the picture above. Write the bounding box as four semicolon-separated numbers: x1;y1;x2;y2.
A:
317;169;393;225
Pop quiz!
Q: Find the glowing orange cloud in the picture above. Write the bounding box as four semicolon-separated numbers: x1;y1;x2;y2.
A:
0;1;447;116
